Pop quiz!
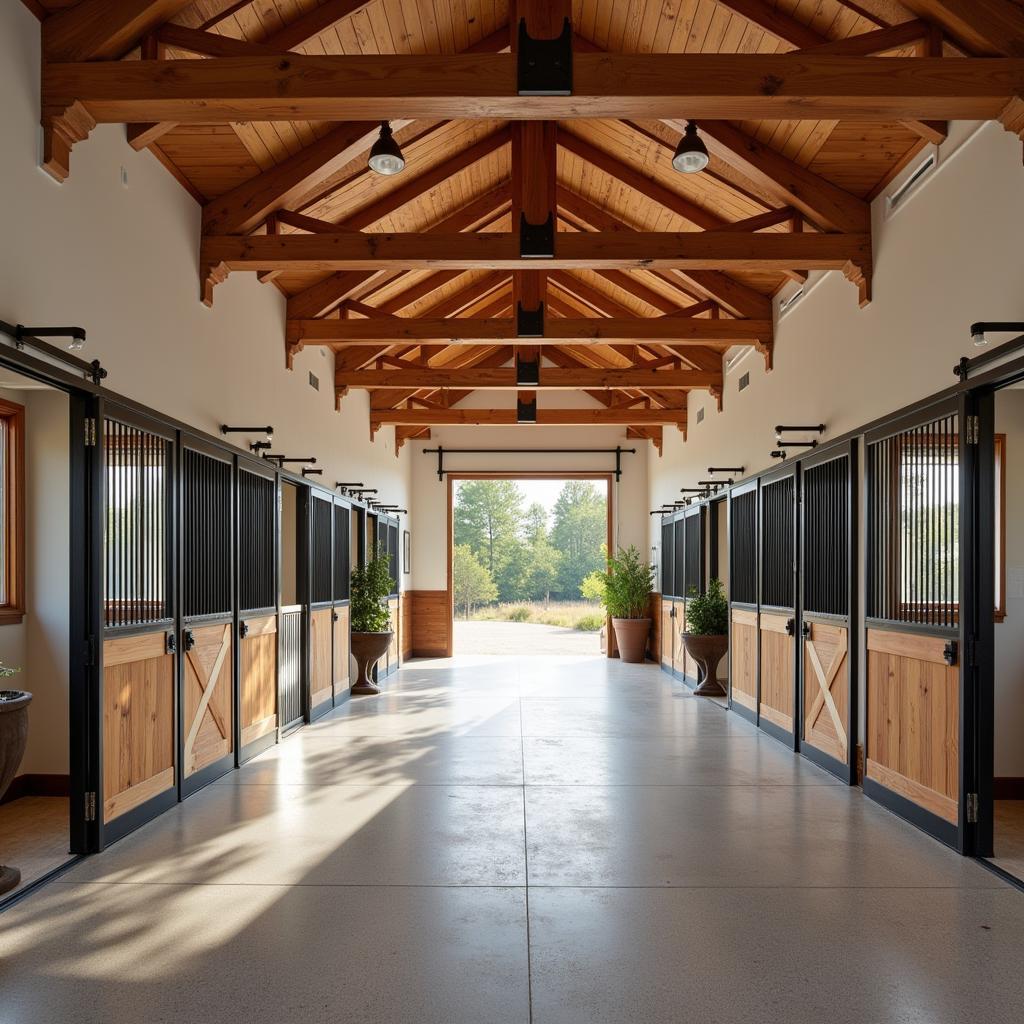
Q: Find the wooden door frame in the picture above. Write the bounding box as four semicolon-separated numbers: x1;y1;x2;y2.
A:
446;472;614;658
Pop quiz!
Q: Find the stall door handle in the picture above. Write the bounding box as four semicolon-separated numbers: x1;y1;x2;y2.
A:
239;621;250;640
785;618;795;636
165;631;177;654
183;628;196;652
801;621;811;638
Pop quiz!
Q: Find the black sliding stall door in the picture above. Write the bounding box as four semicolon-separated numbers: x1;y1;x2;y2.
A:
798;441;857;783
333;499;351;704
758;463;799;748
863;398;968;849
728;480;759;723
237;457;279;762
179;436;236;796
95;404;178;846
309;490;335;718
278;483;305;734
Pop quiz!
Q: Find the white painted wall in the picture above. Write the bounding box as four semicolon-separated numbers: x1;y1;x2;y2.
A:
0;3;413;774
647;119;1024;529
995;391;1024;777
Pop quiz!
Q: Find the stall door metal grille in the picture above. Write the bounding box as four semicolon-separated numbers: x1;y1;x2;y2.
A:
730;490;757;605
673;518;686;599
867;413;959;629
103;419;171;628
279;608;303;731
239;469;275;614
661;521;674;596
182;448;232;619
386;522;400;594
800;448;855;782
334;505;350;601
684;512;702;598
310;496;333;605
760;476;796;610
864;407;962;845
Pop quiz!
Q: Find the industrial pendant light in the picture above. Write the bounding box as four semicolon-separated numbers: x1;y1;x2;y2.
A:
368;121;405;175
672;121;709;174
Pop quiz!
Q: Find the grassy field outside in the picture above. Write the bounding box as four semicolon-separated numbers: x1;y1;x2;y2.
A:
467;600;605;632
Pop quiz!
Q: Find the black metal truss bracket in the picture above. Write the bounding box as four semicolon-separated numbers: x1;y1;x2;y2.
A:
516;394;537;423
516;352;540;387
520;212;555;258
516;301;544;338
517;17;573;96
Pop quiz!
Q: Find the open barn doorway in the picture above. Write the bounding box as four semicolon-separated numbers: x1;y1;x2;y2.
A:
448;475;611;657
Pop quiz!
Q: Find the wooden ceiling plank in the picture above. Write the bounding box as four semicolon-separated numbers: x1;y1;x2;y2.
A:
712;0;827;49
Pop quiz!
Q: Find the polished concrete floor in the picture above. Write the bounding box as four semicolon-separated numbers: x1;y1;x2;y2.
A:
1;654;1023;1023
0;796;72;897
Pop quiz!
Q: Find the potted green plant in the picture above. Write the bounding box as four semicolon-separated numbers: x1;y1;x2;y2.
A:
682;578;728;696
599;545;655;664
349;545;394;696
0;662;29;895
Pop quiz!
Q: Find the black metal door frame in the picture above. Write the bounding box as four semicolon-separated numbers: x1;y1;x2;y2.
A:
680;503;706;688
796;439;858;784
308;486;335;720
333;496;353;708
278;478;306;735
178;432;237;798
728;478;759;726
757;460;800;750
95;400;180;847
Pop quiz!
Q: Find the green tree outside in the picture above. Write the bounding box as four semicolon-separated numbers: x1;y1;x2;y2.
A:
453;544;499;619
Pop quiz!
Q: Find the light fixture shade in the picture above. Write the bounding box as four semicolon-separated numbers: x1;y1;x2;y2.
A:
972;330;988;348
672;121;709;174
368;122;405;175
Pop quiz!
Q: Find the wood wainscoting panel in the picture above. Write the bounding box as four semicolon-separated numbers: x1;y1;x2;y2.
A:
241;614;277;748
102;632;175;822
803;620;849;766
183;622;233;777
730;608;757;711
401;593;413;660
334;605;350;698
866;628;959;824
759;612;795;732
387;597;400;668
310;608;333;708
408;590;452;658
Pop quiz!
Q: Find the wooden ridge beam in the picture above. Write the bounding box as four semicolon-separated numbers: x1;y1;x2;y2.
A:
369;407;687;428
337;367;722;389
288;316;772;345
41;53;1024;127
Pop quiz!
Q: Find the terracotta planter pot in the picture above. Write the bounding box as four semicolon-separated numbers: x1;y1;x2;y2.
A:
350;632;393;695
681;633;728;696
612;618;651;664
1;689;32;896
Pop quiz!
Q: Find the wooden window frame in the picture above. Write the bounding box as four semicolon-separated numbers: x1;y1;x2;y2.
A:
0;398;25;626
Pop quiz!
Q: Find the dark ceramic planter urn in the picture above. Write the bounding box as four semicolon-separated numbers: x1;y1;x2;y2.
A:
350;632;393;696
612;618;651;664
1;689;32;896
681;633;728;696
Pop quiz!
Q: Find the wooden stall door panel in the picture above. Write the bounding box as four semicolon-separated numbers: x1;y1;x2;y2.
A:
334;605;350;696
310;608;333;709
184;623;233;777
866;629;959;823
802;621;849;765
660;600;674;669
730;608;757;711
673;602;688;677
241;615;277;748
759;612;794;731
103;633;175;822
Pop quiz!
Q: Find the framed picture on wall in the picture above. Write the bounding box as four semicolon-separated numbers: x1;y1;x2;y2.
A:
403;530;411;574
